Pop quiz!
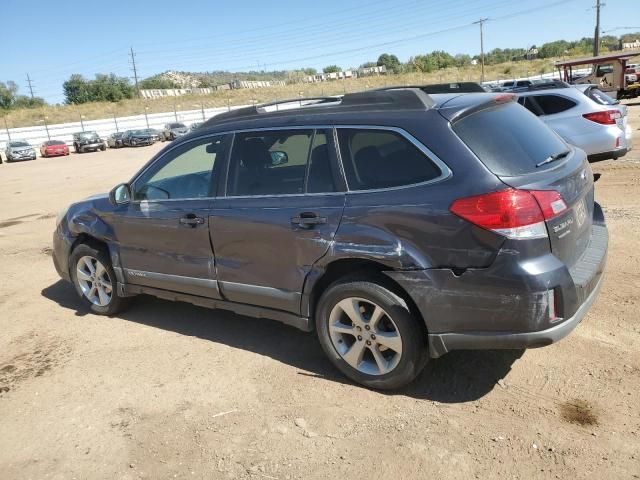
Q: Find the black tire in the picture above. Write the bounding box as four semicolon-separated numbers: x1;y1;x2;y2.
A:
316;276;428;390
69;243;131;316
100;144;106;151
74;143;80;153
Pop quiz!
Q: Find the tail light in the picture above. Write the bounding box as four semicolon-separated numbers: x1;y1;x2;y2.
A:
450;188;567;239
582;110;621;125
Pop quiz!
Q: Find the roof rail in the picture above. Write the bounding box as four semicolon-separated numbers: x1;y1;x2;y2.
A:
202;88;433;127
375;82;486;94
256;96;342;113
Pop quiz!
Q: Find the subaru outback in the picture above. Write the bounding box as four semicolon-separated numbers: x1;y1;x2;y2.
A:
52;89;608;389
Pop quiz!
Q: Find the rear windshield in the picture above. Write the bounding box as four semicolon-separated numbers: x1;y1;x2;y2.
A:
452;102;569;176
585;87;618;106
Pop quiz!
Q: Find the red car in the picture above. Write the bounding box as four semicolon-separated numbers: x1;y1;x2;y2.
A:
40;140;70;158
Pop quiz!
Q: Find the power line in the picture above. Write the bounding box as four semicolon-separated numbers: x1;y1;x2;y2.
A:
136;0;514;72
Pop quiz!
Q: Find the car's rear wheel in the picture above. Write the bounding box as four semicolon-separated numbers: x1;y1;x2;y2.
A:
70;243;130;315
316;277;427;390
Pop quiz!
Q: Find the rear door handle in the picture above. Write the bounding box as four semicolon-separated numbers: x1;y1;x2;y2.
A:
179;214;205;227
291;212;327;228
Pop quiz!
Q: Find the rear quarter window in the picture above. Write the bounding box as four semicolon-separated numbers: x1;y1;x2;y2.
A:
531;94;577;115
336;128;442;190
452;102;569;176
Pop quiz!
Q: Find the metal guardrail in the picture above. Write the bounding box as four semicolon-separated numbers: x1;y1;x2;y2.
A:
0;105;248;150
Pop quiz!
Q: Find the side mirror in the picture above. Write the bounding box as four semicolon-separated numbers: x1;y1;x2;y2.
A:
270;150;288;167
109;183;132;206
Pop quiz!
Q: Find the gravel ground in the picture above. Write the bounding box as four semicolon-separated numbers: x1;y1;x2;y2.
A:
1;107;639;479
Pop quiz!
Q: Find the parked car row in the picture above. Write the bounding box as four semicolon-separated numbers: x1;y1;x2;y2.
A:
1;122;205;163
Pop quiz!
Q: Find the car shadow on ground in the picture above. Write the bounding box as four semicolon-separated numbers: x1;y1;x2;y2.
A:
42;280;523;403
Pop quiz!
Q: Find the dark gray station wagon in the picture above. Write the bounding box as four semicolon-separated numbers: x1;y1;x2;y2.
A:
53;88;608;389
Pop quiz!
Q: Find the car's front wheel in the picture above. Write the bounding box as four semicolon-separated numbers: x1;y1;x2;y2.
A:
70;243;130;315
316;277;428;390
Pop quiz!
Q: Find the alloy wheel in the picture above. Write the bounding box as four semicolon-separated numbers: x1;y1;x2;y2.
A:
76;255;113;306
328;297;403;376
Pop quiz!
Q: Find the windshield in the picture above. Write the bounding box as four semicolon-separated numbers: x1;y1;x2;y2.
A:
47;140;66;145
10;141;30;148
78;132;98;139
586;87;618;105
453;102;569;176
169;123;186;129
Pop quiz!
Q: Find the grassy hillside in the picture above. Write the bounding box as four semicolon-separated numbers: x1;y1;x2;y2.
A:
2;58;558;129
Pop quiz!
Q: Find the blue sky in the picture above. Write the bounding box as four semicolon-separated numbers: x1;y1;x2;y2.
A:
3;0;638;103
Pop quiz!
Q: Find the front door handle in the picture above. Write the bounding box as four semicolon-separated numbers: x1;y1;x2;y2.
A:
179;214;205;228
291;212;327;228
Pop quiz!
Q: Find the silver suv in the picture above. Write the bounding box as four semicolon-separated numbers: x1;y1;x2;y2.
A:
3;140;37;162
516;86;632;161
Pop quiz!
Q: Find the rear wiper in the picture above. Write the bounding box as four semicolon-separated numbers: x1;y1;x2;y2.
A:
536;150;570;168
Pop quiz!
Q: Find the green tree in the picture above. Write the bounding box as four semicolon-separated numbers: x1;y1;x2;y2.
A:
454;54;472;67
323;65;342;73
13;96;46;108
139;77;180;89
63;74;91;104
377;53;402;74
0;81;46;110
63;73;135;104
0;81;19;110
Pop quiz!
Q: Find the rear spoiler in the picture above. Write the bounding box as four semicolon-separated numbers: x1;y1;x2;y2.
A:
438;93;517;123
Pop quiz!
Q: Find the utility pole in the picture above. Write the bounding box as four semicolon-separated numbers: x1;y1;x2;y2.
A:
593;0;603;56
26;74;35;99
473;18;488;83
130;46;140;97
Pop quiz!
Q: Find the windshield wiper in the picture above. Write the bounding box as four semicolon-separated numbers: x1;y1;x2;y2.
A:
536;150;570;168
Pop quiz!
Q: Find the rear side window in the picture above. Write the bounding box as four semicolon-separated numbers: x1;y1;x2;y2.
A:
517;97;542;115
531;95;577;115
226;129;335;196
453;102;569;176
337;129;441;190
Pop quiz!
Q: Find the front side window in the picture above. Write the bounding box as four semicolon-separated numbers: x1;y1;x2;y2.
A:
134;135;224;201
336;129;441;190
226;129;334;196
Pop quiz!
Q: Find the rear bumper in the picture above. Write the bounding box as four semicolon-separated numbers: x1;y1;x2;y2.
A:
588;147;628;162
427;272;604;357
386;203;608;358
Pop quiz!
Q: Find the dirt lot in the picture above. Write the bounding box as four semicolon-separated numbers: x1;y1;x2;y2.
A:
1;108;640;480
